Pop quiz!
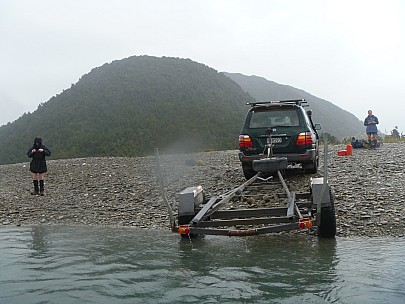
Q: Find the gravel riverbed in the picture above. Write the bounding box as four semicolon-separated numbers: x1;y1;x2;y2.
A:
1;143;404;237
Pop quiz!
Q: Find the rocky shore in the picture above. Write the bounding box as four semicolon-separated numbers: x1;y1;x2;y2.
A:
1;143;404;237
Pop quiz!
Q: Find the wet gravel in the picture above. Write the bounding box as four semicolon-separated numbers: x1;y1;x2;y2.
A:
1;143;404;237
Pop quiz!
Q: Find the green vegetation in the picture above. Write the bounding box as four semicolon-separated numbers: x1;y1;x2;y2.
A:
319;133;340;145
224;73;364;139
0;56;364;165
0;56;253;164
383;126;404;142
384;137;405;143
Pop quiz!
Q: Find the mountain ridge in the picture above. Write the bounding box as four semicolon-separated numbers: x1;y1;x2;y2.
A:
0;56;362;165
224;72;364;138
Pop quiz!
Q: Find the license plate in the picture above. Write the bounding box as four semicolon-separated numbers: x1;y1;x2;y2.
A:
271;137;282;143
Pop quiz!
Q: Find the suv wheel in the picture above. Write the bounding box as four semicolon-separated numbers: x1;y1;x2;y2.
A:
242;163;256;180
303;156;319;174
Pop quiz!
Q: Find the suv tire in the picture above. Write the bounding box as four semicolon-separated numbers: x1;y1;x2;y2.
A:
242;163;256;180
303;156;319;174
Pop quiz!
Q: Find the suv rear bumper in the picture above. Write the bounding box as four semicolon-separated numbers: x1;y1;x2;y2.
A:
239;149;317;164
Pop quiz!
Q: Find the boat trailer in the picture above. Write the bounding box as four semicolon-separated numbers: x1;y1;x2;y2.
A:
155;138;336;238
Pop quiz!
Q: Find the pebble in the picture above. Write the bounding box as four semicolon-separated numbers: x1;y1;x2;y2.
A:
0;143;404;237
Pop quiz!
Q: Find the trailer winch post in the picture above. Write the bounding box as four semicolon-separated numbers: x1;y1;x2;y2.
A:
154;148;175;229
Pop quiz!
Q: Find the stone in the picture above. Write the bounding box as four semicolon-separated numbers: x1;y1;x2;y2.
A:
0;143;404;237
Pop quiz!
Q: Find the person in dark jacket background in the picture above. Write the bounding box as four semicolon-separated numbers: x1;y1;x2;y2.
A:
27;137;51;195
364;110;379;148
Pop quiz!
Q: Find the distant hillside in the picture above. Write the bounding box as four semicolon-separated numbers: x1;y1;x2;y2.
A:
0;56;364;165
224;73;364;139
0;56;253;164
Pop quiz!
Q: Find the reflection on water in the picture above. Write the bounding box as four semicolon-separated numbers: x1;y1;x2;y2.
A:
29;225;50;258
0;225;404;304
176;235;338;303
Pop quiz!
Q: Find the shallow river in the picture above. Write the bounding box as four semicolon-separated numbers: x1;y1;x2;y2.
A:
0;225;404;304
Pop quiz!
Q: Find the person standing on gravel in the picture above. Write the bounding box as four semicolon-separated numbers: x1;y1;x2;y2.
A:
364;110;379;148
27;137;51;195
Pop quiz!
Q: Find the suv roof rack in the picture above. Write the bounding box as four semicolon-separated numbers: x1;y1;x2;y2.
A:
246;99;308;107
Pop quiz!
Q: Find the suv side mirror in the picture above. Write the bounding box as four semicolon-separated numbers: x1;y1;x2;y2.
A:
314;123;321;130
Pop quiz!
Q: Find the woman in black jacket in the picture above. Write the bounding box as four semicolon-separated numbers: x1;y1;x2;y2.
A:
27;137;51;195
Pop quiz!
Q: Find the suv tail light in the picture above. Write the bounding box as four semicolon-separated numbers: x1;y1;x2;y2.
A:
239;135;253;148
296;132;313;146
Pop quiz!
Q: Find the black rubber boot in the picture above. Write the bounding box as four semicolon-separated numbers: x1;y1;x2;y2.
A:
32;180;39;195
39;180;45;196
372;140;377;149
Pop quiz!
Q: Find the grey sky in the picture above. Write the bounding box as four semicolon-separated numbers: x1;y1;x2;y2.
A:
1;0;404;134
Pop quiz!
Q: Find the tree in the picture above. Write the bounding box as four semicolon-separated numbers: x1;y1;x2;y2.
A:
319;133;339;144
391;126;400;140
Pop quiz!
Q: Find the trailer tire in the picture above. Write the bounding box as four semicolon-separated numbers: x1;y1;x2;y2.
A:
242;163;256;180
318;188;336;238
178;215;194;226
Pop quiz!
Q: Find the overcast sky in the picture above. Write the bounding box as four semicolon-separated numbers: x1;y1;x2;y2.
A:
1;0;404;134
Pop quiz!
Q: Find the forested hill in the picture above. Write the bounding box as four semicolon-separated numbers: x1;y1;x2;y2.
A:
0;56;363;165
0;56;255;164
224;73;364;139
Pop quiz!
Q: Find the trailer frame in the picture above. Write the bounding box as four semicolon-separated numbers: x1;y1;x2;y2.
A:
156;135;336;238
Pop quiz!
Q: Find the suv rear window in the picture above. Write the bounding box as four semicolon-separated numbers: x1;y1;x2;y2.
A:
249;109;300;128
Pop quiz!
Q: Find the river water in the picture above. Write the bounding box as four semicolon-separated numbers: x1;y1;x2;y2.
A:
0;225;404;304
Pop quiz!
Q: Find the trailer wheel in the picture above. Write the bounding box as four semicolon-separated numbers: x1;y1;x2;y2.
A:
242;163;256;180
178;215;194;226
318;188;336;238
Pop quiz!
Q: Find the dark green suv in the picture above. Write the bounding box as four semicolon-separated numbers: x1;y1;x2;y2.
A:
238;99;321;179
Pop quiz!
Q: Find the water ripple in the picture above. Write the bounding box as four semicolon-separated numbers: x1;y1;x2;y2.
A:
0;226;404;303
